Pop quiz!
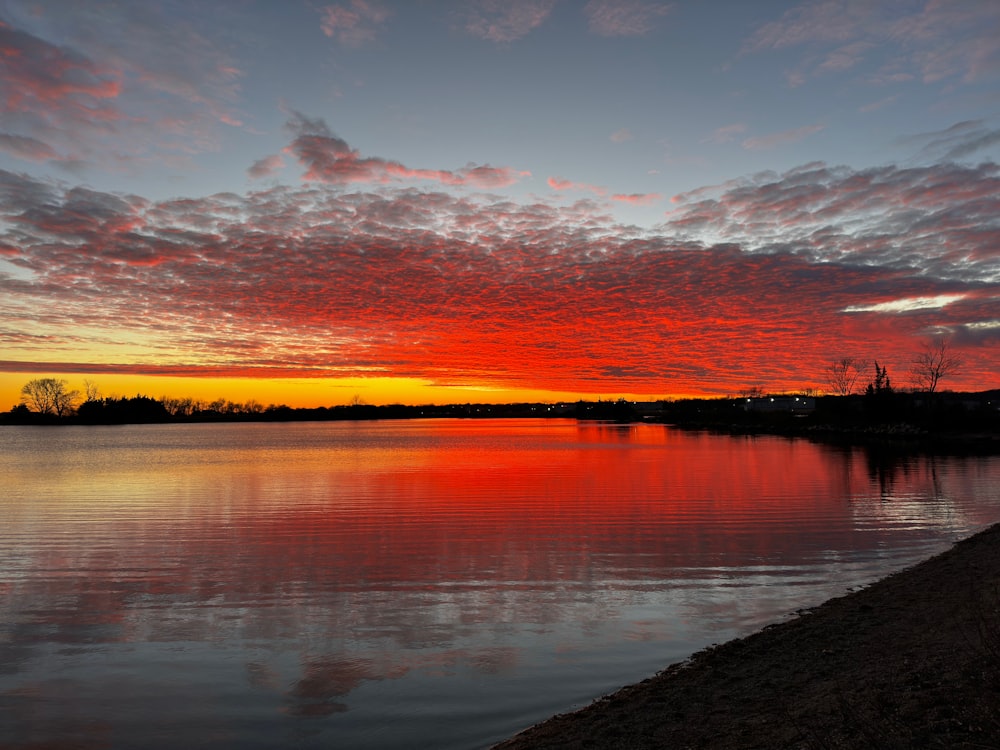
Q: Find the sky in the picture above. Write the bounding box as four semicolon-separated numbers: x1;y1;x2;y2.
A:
1;0;999;408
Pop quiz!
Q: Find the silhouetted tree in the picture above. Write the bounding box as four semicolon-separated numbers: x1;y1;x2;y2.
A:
19;378;80;416
243;399;264;414
865;361;893;397
77;395;169;424
863;361;897;421
826;357;868;396
910;337;962;393
161;396;193;417
84;379;101;402
264;404;294;420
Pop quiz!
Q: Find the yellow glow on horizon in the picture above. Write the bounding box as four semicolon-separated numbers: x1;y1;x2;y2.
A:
0;372;678;412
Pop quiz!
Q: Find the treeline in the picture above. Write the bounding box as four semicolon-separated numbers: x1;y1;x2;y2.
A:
4;373;999;439
2;389;573;425
5;377;656;425
4;388;999;435
660;390;1000;443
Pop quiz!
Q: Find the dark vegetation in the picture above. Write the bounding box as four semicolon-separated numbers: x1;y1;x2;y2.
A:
658;390;1000;449
2;391;571;425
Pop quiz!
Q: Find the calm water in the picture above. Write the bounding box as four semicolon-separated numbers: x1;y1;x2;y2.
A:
2;419;999;749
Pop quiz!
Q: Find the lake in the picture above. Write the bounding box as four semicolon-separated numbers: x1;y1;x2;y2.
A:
2;419;999;749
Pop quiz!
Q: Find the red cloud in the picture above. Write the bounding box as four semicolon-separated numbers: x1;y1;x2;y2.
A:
1;160;998;396
285;113;528;188
548;180;659;205
456;164;531;188
0;22;122;116
547;176;606;196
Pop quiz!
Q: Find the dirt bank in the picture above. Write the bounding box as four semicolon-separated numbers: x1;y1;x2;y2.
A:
493;523;1000;749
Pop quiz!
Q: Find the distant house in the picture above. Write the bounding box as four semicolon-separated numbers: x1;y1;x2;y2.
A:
743;396;815;414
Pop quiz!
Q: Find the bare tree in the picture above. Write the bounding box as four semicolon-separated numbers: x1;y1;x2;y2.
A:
242;399;264;414
20;378;81;416
826;357;868;396
207;398;241;414
83;379;101;402
161;396;194;417
910;337;962;393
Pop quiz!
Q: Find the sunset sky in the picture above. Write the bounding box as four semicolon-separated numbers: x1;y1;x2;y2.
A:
1;0;999;408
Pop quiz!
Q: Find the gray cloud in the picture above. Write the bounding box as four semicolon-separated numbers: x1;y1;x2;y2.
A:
743;0;1000;88
900;120;1000;162
584;0;672;37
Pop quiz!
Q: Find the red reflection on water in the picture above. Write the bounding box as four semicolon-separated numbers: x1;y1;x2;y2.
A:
6;422;964;601
2;421;993;748
66;424;940;616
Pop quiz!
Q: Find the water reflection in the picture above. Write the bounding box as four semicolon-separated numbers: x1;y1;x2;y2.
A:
1;420;999;749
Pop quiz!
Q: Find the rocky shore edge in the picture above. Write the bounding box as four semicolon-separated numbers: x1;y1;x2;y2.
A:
492;522;1000;749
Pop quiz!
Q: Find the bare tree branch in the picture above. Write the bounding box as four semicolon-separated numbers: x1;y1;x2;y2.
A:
826;357;868;396
910;338;962;393
19;378;80;416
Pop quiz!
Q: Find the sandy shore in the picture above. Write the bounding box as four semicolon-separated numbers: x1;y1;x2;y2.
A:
493;523;1000;749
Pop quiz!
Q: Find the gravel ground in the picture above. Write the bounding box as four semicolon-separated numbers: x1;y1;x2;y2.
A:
493;523;1000;749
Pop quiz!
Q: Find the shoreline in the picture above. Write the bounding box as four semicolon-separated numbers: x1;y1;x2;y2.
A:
492;522;1000;749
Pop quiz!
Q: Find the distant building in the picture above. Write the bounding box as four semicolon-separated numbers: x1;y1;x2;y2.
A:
743;396;815;414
